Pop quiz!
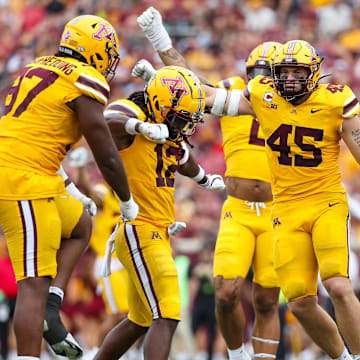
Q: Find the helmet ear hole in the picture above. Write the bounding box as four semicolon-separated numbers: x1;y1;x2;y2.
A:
154;100;160;111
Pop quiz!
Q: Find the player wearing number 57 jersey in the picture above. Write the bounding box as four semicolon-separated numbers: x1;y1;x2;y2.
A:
93;66;225;360
0;15;138;360
207;40;360;360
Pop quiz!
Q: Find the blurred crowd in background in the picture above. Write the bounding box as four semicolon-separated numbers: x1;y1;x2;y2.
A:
1;0;360;359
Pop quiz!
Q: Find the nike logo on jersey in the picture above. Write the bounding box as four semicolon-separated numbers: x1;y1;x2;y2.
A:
311;108;323;113
329;202;340;207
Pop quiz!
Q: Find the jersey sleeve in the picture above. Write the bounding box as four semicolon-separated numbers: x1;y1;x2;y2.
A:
74;67;110;105
342;86;360;119
104;99;146;120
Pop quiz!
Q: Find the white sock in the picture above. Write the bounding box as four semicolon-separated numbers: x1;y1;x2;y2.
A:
333;348;352;360
352;355;360;360
17;357;40;360
49;286;64;301
227;345;250;360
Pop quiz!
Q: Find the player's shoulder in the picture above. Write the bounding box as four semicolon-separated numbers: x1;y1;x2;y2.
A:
72;61;110;105
316;84;359;118
216;76;247;91
244;75;274;102
104;98;147;121
32;55;110;105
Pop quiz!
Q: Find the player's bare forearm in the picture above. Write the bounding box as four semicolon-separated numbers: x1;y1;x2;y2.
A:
76;96;131;201
341;115;360;165
159;48;188;67
178;152;200;178
159;48;213;86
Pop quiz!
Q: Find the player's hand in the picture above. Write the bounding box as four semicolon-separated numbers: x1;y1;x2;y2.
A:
68;147;88;167
82;196;97;217
139;122;169;143
168;221;186;236
199;174;226;191
131;59;156;82
119;194;139;222
137;7;172;52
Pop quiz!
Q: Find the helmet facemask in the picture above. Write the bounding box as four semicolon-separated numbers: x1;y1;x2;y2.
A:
272;64;313;101
102;43;120;82
271;40;323;102
162;106;203;143
247;60;272;80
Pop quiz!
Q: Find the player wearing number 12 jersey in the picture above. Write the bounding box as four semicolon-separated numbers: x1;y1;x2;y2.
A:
133;9;283;355
207;40;360;360
0;15;138;360
93;66;225;360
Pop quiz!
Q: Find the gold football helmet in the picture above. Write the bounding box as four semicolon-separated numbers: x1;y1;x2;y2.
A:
246;41;282;79
272;40;322;100
145;66;205;142
59;15;120;80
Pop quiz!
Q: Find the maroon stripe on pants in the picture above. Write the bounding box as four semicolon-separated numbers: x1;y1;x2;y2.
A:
132;225;162;318
28;201;38;276
18;201;27;277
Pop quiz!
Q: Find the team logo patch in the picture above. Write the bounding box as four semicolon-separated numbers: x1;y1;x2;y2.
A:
151;231;163;240
161;76;189;107
263;92;274;102
223;211;233;220
273;217;281;228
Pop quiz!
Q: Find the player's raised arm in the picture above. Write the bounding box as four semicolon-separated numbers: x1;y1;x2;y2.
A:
137;7;213;86
137;6;188;68
203;83;256;117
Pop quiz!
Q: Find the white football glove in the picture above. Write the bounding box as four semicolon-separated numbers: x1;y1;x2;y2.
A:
119;194;139;222
168;221;187;237
82;196;97;217
68;147;88;167
101;223;119;277
125;118;169;143
131;59;156;82
137;6;172;52
66;182;97;216
139;122;169;143
57;165;97;216
199;174;226;191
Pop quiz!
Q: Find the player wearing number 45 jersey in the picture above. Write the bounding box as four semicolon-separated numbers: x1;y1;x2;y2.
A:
0;15;139;360
93;66;225;360
206;40;360;360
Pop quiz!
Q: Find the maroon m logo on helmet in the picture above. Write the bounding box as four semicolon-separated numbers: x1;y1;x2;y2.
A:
92;23;115;42
161;76;189;107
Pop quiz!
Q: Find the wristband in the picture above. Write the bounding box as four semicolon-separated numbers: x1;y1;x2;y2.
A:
125;118;142;135
179;143;189;165
227;89;242;116
210;88;228;116
191;165;206;183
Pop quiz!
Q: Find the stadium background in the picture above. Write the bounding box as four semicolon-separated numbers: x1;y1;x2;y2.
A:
0;0;360;359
